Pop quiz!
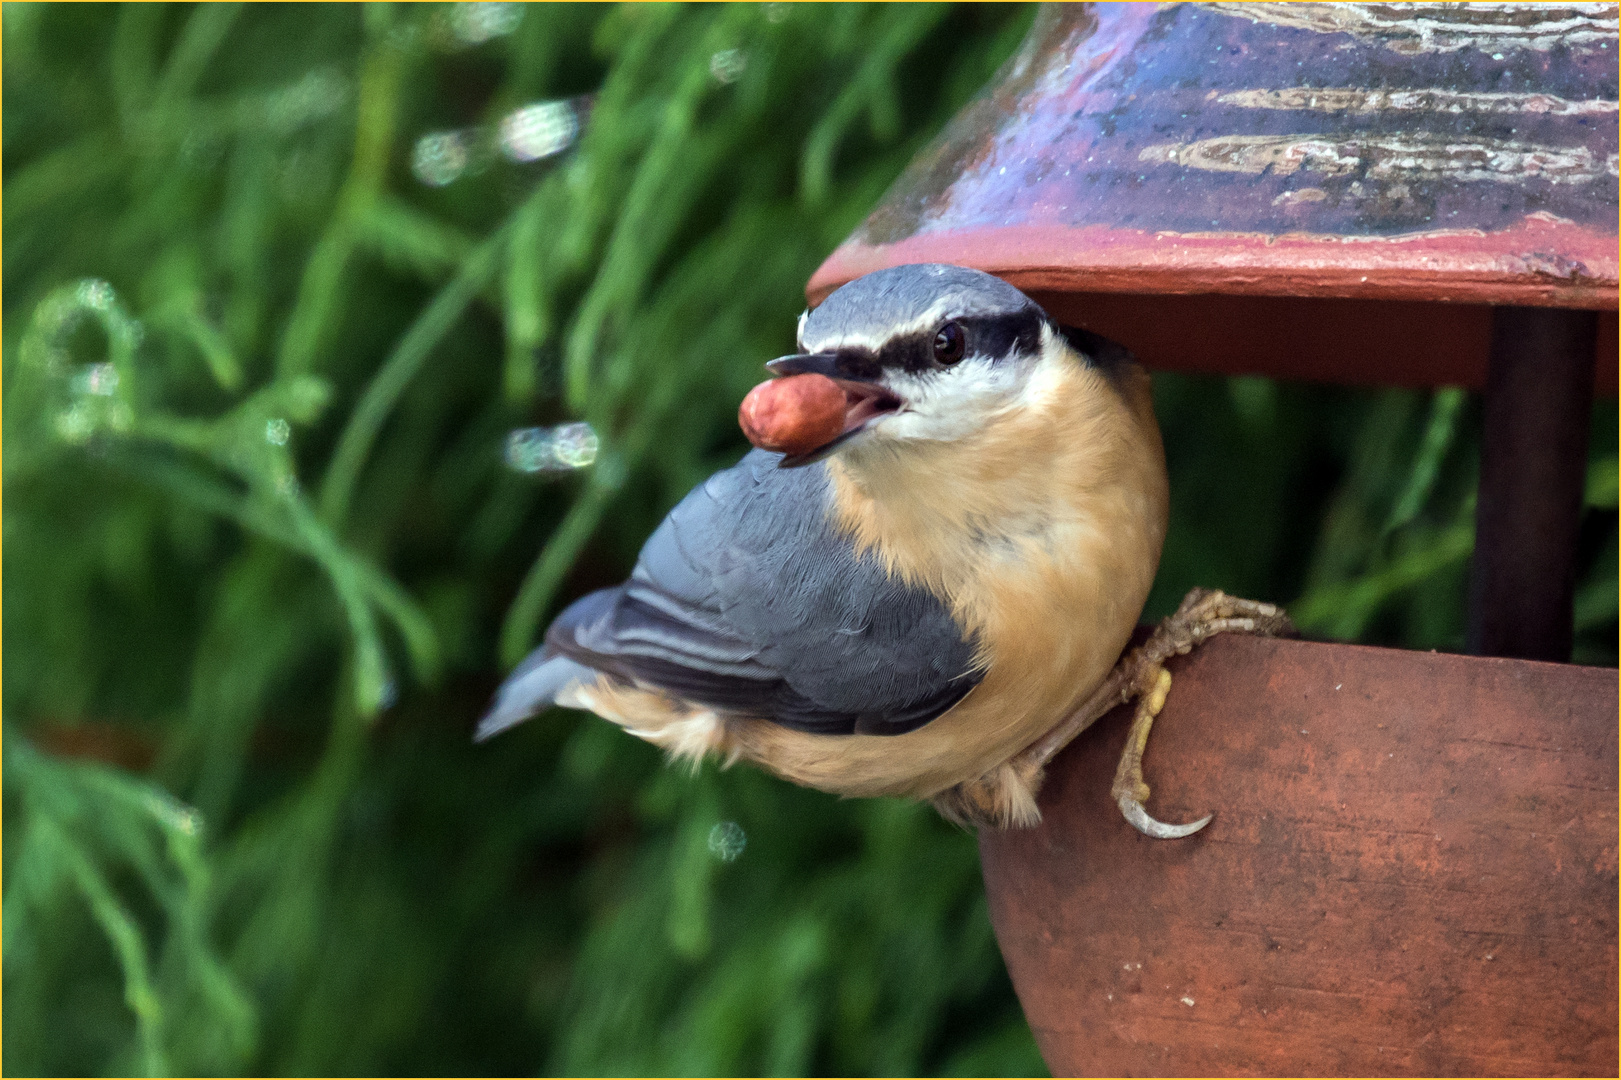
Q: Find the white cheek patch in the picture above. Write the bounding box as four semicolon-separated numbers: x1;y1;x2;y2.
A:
861;333;1074;445
877;354;1028;443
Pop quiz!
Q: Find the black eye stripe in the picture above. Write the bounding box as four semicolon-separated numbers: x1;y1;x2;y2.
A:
957;311;1043;361
873;331;935;374
827;309;1048;374
827;347;884;380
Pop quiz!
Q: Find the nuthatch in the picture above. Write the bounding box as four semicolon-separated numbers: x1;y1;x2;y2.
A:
480;264;1288;832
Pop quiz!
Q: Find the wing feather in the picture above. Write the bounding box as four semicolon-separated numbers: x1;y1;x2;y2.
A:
533;449;983;736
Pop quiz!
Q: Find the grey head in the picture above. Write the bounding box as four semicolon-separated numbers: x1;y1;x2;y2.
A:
767;264;1106;466
798;263;1048;358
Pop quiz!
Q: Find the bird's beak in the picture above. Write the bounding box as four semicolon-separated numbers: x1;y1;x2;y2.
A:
765;352;850;379
764;354;903;468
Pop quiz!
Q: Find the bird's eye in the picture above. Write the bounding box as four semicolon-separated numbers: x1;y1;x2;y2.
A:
933;322;966;366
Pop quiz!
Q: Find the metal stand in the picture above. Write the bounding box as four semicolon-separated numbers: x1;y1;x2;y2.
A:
1468;307;1598;662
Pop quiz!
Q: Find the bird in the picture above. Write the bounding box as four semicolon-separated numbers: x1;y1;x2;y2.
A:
478;263;1288;832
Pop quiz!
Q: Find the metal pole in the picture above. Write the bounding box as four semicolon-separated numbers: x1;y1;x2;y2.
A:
1467;307;1598;662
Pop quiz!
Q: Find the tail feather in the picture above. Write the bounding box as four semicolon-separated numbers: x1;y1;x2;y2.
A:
475;654;596;742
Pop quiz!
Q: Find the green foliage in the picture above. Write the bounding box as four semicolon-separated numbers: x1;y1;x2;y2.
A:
3;3;1614;1077
5;3;1045;1074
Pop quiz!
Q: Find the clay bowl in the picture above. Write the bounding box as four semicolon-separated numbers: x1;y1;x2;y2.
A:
979;633;1618;1077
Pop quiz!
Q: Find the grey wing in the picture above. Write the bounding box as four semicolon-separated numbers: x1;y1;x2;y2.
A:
482;449;983;738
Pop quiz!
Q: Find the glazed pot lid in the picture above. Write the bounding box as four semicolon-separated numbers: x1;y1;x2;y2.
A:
808;4;1618;388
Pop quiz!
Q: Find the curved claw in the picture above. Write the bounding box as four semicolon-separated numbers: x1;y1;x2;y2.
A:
1117;795;1212;839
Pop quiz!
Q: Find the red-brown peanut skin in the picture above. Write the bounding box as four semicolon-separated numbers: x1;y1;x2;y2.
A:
738;374;846;455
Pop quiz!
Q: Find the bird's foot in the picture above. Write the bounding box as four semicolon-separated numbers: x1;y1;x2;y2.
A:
1147;587;1294;668
1011;588;1292;837
1110;664;1211;838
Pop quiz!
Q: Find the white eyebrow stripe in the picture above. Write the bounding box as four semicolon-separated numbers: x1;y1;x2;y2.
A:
802;328;903;352
802;306;964;353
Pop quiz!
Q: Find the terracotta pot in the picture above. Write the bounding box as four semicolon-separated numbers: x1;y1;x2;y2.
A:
979;634;1618;1077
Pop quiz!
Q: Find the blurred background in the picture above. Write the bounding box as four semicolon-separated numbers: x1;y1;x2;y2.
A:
3;3;1614;1076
